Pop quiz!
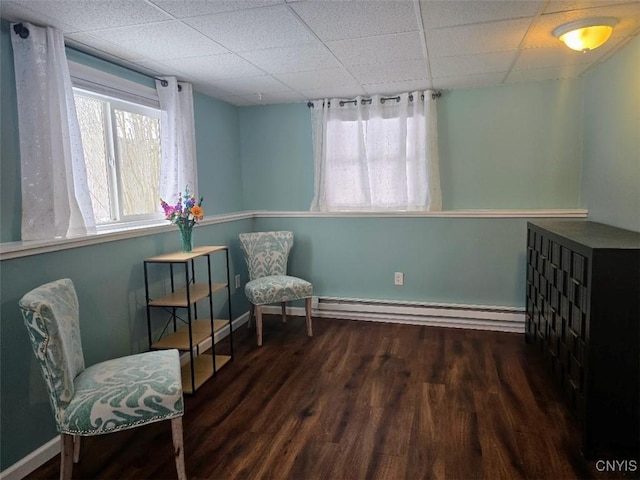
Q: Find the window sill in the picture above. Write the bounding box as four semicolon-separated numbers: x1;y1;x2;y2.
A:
0;212;253;260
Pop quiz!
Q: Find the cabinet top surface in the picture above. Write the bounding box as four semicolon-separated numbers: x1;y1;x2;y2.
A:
145;245;227;262
529;220;640;250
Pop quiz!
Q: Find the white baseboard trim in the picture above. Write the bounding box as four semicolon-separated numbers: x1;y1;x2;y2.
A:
1;313;251;480
262;296;525;333
0;436;59;480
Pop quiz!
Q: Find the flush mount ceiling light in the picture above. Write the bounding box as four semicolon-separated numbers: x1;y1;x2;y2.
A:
553;17;618;52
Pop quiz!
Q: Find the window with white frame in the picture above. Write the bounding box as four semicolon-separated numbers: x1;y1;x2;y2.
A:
70;62;164;228
74;89;161;225
310;92;442;212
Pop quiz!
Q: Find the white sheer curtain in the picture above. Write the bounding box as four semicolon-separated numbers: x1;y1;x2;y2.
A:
11;22;96;240
310;91;441;212
156;77;198;202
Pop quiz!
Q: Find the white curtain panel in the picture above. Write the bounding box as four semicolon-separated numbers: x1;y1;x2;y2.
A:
310;91;441;212
156;77;197;203
11;22;96;240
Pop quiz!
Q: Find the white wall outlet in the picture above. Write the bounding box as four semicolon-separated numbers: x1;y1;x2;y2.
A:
394;272;404;286
235;274;241;289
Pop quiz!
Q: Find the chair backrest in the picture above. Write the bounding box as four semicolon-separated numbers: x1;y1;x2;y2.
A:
239;231;294;281
18;278;86;420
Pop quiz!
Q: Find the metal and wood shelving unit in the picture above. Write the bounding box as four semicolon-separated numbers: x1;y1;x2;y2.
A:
144;246;234;394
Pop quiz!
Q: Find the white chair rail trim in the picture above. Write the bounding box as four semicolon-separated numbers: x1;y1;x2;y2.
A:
0;209;587;261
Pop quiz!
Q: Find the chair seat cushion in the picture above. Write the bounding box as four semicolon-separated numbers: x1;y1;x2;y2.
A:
60;349;184;435
245;275;313;305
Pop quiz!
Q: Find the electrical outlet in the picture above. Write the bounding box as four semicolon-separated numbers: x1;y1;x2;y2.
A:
394;272;404;286
235;274;241;289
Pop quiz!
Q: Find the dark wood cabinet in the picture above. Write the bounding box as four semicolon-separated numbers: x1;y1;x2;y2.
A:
526;220;639;457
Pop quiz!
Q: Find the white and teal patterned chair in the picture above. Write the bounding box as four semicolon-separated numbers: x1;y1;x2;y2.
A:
239;231;313;346
19;278;186;480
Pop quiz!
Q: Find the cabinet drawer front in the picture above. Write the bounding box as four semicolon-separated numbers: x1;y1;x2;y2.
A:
572;253;586;284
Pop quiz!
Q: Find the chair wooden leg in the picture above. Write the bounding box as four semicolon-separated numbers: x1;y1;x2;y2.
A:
305;297;313;337
72;435;81;463
256;305;263;346
171;417;187;480
60;434;73;480
281;301;287;323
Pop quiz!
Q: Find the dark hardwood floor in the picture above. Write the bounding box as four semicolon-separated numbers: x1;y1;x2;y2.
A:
27;316;637;480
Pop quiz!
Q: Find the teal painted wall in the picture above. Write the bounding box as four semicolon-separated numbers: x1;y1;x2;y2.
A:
235;78;586;310
239;103;314;210
0;21;248;470
439;80;583;209
194;92;244;214
254;216;528;307
238;80;584;211
581;37;640;232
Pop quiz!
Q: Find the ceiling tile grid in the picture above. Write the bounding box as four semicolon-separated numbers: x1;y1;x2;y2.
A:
0;0;638;106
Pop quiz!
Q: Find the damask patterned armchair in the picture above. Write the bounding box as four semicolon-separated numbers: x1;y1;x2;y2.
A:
18;278;186;480
239;231;313;346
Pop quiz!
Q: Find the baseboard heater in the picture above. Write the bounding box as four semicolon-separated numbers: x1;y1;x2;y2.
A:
263;296;525;333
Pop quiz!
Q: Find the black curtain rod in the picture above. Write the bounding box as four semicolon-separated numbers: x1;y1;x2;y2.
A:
307;91;441;108
13;23;30;39
156;78;183;92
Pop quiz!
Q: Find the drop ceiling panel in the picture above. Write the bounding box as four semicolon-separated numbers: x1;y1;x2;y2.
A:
240;44;341;74
430;51;518;78
543;0;639;15
150;0;283;18
276;67;361;91
241;90;308;105
1;0;76;32
298;85;368;100
420;0;542;29
161;53;266;80
184;5;317;52
209;75;292;95
514;41;621;70
506;64;589;83
363;79;432;96
66;33;145;62
427;18;532;57
2;0;638;106
90;21;228;60
327;32;425;67
348;59;429;85
290;0;419;41
431;71;507;90
8;0;171;32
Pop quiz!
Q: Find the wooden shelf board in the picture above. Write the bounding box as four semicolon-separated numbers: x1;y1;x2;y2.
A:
148;283;227;307
177;319;230;335
181;354;232;394
145;246;227;263
151;330;210;351
215;354;232;370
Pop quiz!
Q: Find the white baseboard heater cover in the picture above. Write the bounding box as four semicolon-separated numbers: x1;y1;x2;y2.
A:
264;296;525;333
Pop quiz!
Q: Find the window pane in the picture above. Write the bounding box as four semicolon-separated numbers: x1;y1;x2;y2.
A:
75;94;113;223
114;109;161;216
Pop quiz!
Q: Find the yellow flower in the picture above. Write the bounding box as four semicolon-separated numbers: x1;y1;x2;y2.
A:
190;205;204;220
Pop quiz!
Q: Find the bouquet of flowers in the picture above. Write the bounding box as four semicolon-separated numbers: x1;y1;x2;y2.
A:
160;186;204;252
